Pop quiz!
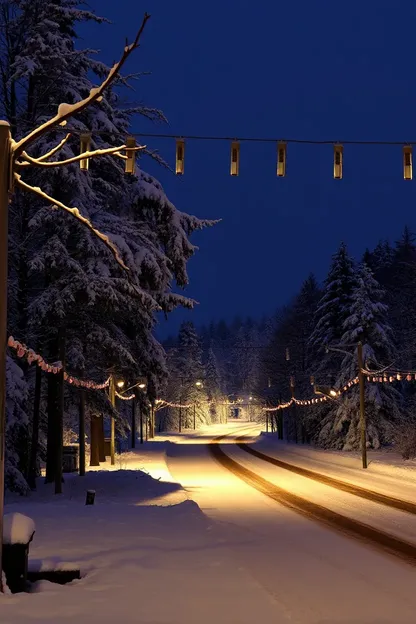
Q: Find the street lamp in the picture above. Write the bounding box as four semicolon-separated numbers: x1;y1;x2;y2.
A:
136;377;147;444
116;380;125;389
193;379;204;429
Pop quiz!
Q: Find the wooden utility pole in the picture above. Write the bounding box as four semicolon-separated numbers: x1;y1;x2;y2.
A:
79;389;86;476
109;375;116;465
98;415;105;462
0;121;11;591
55;327;66;494
131;396;136;448
193;403;196;430
357;341;367;469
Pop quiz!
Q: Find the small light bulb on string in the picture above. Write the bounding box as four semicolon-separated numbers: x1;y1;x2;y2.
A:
80;133;91;171
403;145;413;181
277;141;286;177
334;144;343;179
175;138;185;175
230;141;240;176
125;136;136;175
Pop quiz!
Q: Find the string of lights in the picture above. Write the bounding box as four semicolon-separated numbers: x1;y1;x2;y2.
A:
61;129;416;180
8;337;110;390
262;377;360;412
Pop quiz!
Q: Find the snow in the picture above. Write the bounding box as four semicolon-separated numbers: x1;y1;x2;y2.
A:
3;513;35;545
4;422;416;622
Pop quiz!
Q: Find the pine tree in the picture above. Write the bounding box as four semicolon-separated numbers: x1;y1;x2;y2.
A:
1;1;215;488
317;264;402;450
309;242;357;376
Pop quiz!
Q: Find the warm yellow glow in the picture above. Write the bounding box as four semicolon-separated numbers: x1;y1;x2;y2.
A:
138;382;146;390
334;144;343;179
230;141;240;176
80;133;91;171
329;389;337;397
175;139;185;175
403;145;412;180
195;380;203;387
125;136;136;175
116;380;125;388
277;141;286;177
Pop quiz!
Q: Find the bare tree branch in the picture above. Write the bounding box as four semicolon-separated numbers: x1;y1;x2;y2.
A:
16;143;146;168
36;133;71;162
12;12;151;158
14;173;129;272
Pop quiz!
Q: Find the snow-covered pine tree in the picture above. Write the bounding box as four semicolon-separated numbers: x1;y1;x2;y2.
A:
1;0;215;488
317;263;402;450
309;242;357;377
166;321;208;429
205;345;222;422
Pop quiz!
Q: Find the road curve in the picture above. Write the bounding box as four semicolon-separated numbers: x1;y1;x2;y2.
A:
210;432;416;567
236;438;416;515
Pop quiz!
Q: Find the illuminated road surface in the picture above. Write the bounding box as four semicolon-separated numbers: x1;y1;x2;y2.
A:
166;421;416;624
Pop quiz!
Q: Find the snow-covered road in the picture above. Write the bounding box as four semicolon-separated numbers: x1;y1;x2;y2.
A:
166;421;416;623
3;420;416;623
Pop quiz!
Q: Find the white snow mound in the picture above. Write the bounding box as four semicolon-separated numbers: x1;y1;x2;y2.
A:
3;512;35;545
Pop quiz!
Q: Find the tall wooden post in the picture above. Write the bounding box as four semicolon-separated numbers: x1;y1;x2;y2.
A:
0;122;11;591
109;375;116;465
358;341;367;469
79;389;86;476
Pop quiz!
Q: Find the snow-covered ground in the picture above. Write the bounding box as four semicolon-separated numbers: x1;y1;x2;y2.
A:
3;421;416;623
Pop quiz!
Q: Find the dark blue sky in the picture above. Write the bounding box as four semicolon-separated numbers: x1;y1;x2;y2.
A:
84;0;416;336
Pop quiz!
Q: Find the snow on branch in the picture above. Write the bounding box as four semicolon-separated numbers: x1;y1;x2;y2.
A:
12;12;151;158
14;173;129;271
35;133;72;162
16;143;146;168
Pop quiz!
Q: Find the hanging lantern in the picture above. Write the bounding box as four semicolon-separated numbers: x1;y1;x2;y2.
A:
80;133;91;171
125;136;136;175
403;145;412;180
175;139;185;175
397;373;402;381
333;144;343;179
310;375;315;386
276;141;286;177
290;376;295;388
389;376;393;383
286;347;290;361
230;141;240;176
407;374;412;381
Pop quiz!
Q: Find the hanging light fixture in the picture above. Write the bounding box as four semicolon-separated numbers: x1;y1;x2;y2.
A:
125;136;136;175
333;144;343;179
175;139;185;175
230;141;240;176
285;347;290;361
403;145;412;180
277;141;286;177
79;133;91;171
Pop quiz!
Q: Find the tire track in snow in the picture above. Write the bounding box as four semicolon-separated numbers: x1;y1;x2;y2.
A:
210;434;416;567
236;440;416;515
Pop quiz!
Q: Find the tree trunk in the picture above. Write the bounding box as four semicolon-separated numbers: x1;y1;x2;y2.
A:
28;366;42;489
98;415;105;462
45;334;59;483
79;390;86;476
131;398;136;448
89;416;100;467
55;327;66;494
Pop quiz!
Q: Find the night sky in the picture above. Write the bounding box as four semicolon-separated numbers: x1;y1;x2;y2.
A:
83;0;416;336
